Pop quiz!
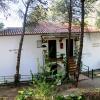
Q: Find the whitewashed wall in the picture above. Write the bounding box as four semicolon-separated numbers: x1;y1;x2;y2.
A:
0;35;77;78
82;33;100;70
56;38;66;57
0;35;43;77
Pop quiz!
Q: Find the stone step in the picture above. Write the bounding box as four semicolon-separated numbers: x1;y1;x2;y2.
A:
67;57;78;75
69;64;77;67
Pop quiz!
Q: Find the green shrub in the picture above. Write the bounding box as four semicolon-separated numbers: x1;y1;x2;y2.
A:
16;61;75;100
55;95;67;100
16;88;34;100
16;72;55;100
55;95;85;100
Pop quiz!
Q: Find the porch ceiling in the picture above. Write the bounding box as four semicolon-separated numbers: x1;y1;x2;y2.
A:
41;33;80;38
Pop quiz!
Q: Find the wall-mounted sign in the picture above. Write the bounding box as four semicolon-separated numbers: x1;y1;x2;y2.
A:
9;49;18;52
9;49;23;52
9;49;23;54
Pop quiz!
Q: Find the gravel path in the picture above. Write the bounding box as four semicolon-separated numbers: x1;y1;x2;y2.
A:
78;78;100;88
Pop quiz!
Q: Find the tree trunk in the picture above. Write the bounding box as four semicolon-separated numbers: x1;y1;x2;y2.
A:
76;0;85;85
14;0;31;85
65;0;72;79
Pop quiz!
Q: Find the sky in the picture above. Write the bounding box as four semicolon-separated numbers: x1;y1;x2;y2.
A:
0;13;23;28
1;0;98;28
0;1;24;28
0;0;51;28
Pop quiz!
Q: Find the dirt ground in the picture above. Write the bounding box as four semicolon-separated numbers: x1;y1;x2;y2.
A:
0;77;100;99
0;85;31;100
0;86;23;100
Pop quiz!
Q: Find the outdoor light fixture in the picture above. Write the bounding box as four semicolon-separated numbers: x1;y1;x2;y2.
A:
41;44;47;48
59;38;63;42
74;37;79;41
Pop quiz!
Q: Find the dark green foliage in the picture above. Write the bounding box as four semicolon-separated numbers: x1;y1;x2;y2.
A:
49;0;69;22
0;23;4;29
16;77;53;99
16;61;65;100
27;5;47;25
50;0;98;24
55;95;67;100
16;88;34;100
95;11;100;28
55;95;85;100
96;18;100;28
16;73;55;100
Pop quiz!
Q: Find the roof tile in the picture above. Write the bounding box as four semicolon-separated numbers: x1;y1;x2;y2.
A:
0;22;100;36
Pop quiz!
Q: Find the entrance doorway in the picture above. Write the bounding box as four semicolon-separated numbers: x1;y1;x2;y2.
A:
48;40;56;58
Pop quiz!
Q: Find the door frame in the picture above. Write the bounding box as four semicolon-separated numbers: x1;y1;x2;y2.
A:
48;40;57;59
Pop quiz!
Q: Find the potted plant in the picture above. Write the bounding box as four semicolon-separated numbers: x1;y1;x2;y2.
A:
60;53;65;59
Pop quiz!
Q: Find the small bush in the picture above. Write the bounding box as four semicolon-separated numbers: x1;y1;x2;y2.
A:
16;71;56;100
55;95;85;100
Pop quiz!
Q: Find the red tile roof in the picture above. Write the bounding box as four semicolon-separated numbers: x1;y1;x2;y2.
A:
0;22;99;36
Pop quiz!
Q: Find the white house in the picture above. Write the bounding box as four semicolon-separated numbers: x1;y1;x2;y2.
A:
0;22;100;82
